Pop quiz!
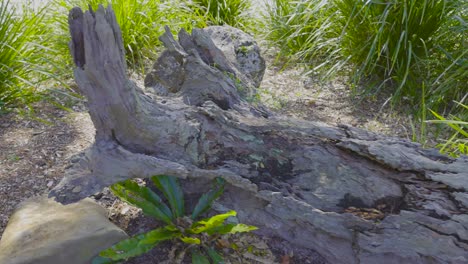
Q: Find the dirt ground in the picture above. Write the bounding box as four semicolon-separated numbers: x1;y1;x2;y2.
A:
0;56;424;262
0;102;94;236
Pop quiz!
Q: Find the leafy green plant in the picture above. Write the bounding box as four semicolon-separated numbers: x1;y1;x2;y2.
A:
0;0;48;113
188;0;252;30
92;176;257;263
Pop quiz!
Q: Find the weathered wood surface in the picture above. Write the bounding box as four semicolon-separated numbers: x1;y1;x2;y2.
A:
50;5;468;264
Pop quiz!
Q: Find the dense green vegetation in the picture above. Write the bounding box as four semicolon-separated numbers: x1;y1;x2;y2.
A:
264;0;341;78
264;0;467;156
93;176;257;263
0;1;48;113
189;0;252;30
0;0;466;156
265;0;466;109
0;0;252;114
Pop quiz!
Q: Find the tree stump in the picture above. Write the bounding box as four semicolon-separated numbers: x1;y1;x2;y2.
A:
50;5;468;263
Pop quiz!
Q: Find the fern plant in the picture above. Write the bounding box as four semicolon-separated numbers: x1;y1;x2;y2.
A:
92;176;257;264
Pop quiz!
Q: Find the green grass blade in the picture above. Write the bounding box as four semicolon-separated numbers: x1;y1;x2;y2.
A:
428;109;468;138
0;0;48;112
426;120;468;126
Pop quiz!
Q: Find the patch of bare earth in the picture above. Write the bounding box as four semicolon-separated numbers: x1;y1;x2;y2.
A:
0;103;94;239
0;56;423;263
259;56;415;140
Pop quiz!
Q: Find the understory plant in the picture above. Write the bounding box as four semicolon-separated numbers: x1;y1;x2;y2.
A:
264;0;467;116
335;0;467;109
264;0;341;78
0;0;48;113
187;0;252;30
92;176;257;264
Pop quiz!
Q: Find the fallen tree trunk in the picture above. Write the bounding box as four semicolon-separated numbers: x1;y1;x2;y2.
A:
50;5;468;264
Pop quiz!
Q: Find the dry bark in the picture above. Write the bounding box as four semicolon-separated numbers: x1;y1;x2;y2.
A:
50;5;468;264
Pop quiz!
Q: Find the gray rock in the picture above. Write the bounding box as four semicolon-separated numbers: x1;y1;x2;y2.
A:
453;192;468;208
357;211;468;264
0;196;127;264
427;171;468;191
145;25;265;98
204;25;266;88
144;50;185;94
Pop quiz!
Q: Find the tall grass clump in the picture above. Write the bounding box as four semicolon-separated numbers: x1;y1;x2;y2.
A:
265;0;467;118
54;0;202;71
263;0;467;154
0;0;49;113
424;1;467;115
187;0;252;30
264;0;341;78
335;0;467;111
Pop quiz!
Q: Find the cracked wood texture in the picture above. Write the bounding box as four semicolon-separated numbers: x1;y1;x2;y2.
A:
50;5;468;264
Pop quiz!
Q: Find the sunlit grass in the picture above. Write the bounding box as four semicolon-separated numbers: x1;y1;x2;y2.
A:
427;102;467;157
188;0;252;30
263;0;467;155
336;0;466;107
264;0;467;114
263;0;342;78
0;0;49;113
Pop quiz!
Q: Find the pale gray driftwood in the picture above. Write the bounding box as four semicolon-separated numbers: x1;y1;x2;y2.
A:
50;5;468;264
